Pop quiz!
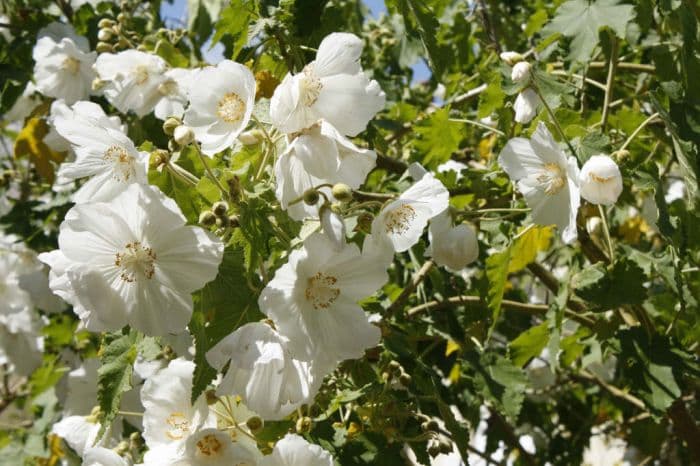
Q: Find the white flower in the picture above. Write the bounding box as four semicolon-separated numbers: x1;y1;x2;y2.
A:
427;212;479;271
155;68;193;120
95;50;167;116
583;431;629;466
270;32;385;136
498;122;581;243
60;358;100;416
369;174;449;253
206;322;318;421
0;315;44;376
261;434;333;466
141;359;215;459
499;51;523;65
320;206;346;251
53;412;122;457
5;82;41;122
39;184;223;335
259;232;385;363
183;60;255;156
513;88;539;124
275;120;376;220
437;160;468;177
511;61;531;83
170;428;259;466
579;155;623;206
51;100;147;203
33;23;96;104
82;447;129;466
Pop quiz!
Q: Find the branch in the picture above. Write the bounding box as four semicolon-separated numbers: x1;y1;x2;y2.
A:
488;409;536;466
600;35;619;132
387;260;434;315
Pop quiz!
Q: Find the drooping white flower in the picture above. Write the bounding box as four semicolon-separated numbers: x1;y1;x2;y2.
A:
206;322;319;421
82;447;129;466
52;412;123;457
260;434;333;466
39;184;224;335
183;60;255;156
368;174;449;253
427;212;479;271
513;88;539;124
0;313;44;376
170;428;260;466
511;61;531;83
582;431;629;466
320;206;346;251
51;100;147;203
270;32;385;136
33;23;96;104
498;122;581;243
259;232;386;363
95;50;167;116
275;120;376;220
141;359;215;461
155;68;193;120
579;155;623;206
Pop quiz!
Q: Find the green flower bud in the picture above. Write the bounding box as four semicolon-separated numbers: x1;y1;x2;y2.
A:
331;183;352;202
205;389;219;405
98;18;115;29
162;117;181;136
149;149;169;169
399;372;411;386
228;215;240;228
215;216;230;228
303;189;320;206
212;201;229;217
246;416;263;433
295;416;312;433
98;28;113;42
198;211;216;227
96;41;113;53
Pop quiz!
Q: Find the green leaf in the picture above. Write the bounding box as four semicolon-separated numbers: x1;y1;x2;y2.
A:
543;0;635;63
412;107;462;168
571;259;647;309
97;330;138;437
510;322;550;367
486;226;553;326
478;71;505;118
211;0;254;59
388;0;447;78
190;241;262;403
154;40;189;68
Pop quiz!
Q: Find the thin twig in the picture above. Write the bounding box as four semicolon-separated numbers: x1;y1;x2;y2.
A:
619;112;660;152
388;260;435;315
600;35;619;132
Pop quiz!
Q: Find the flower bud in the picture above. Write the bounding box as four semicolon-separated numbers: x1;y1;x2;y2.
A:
212;201;228;217
246;416;263;433
215;216;230;228
579;155;623;206
228;215;240;228
205;389;219;405
117;12;127;23
149;149;169;169
438;439;452;454
238;130;263;145
500;51;524;65
513;88;538;124
199;211;216;227
427;441;441;458
227;176;241;200
98;18;115;29
511;61;531;83
97;28;113;41
115;440;130;455
399;372;412;386
295;416;312;433
355;212;373;233
331;183;352;202
162;117;181;136
303;189;319;206
173;125;194;146
612;149;630;163
96;41;113;53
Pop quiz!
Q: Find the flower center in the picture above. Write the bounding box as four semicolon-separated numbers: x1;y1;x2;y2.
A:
158;79;178;96
305;271;340;310
589;172;614;184
196;434;222;456
537;163;566;195
133;65;150;85
62;57;81;75
384;204;417;235
299;65;323;107
114;241;156;283
164;412;190;440
217;92;246;123
103;145;136;182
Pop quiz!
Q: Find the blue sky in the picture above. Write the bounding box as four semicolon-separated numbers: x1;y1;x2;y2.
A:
159;0;430;82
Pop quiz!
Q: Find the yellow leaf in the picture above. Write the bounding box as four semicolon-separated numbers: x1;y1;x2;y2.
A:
347;421;362;438
14;117;66;183
448;362;461;384
507;225;553;273
479;133;497;160
445;339;461;357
